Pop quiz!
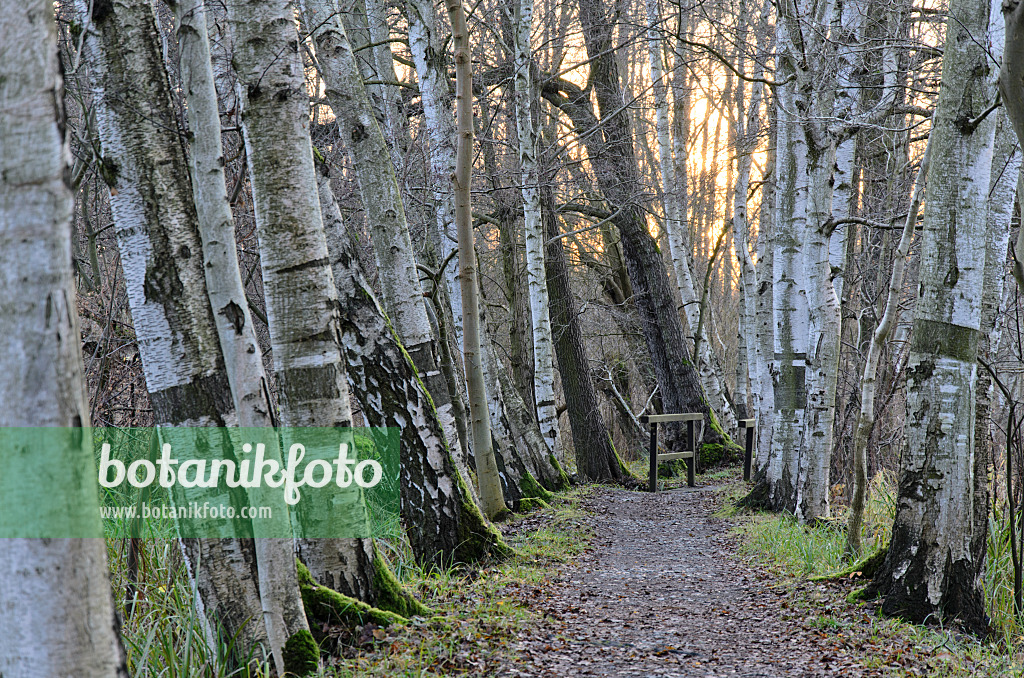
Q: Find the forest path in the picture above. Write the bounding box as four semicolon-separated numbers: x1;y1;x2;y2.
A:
501;484;886;677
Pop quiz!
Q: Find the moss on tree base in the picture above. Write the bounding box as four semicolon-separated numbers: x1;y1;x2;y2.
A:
372;552;431;618
519;471;554;505
810;545;888;583
297;561;406;629
282;629;319;676
517;497;549;512
546;453;571;491
454;469;515;562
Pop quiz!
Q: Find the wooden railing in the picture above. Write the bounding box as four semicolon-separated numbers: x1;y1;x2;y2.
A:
640;414;758;490
639;413;703;492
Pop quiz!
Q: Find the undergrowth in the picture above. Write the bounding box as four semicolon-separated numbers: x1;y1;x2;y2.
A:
109;485;594;677
726;470;1024;676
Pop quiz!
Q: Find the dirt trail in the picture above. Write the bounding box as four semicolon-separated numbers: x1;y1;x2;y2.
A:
502;484;883;677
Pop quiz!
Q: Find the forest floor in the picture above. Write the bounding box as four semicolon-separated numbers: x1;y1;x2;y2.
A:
501;482;901;677
324;473;1020;677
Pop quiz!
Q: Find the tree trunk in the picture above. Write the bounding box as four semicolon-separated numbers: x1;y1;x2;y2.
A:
542;185;629;482
0;3;127;674
226;0;411;616
445;0;508;519
170;0;309;666
569;0;730;458
869;0;1001;633
511;0;562;457
301;0;463;466
316;164;506;565
648;0;739;436
78;0;284;667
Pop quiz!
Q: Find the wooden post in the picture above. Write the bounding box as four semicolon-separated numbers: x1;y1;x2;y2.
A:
686;419;696;487
645;416;657;493
740;418;756;481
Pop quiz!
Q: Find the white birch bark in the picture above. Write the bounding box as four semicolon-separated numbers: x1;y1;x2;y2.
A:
316;167;505;564
730;3;766;420
226;0;385;619
0;3;126;674
78;0;288;667
407;0;464;351
753;129;776;474
302;0;430;352
170;0;308;669
765;1;810;512
512;0;562;457
300;0;466;464
846;138;932;555
872;0;1000;632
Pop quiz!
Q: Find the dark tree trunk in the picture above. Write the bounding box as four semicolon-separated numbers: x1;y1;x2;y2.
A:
317;169;506;567
566;0;731;455
542;185;629;483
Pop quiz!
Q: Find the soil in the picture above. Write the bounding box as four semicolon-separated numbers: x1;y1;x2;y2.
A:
500;483;901;677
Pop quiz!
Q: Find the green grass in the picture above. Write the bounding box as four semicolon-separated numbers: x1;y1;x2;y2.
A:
316;485;594;676
110;538;274;677
107;483;594;677
725;471;1024;676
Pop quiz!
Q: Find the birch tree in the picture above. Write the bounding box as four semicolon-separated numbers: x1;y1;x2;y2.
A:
407;0;565;497
169;0;308;667
510;0;562;456
226;0;420;613
649;0;738;435
869;0;1001;633
0;2;126;674
316;164;507;563
747;0;900;520
78;0;298;668
300;0;464;464
445;0;509;519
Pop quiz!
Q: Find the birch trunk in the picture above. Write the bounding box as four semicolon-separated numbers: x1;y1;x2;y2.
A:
226;0;409;615
407;0;464;350
752;114;776;475
870;0;1000;633
512;0;562;457
0;3;127;674
762;5;809;511
300;0;465;470
410;0;565;488
846;138;932;555
170;0;307;665
445;0;509;519
972;112;1018;568
78;0;280;666
316;167;506;564
1000;0;1024;289
730;4;767;421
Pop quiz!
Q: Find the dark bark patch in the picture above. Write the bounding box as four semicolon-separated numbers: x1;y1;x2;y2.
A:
143;249;185;303
909;319;978;362
218;300;246;334
149;371;233;425
277;365;345;404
